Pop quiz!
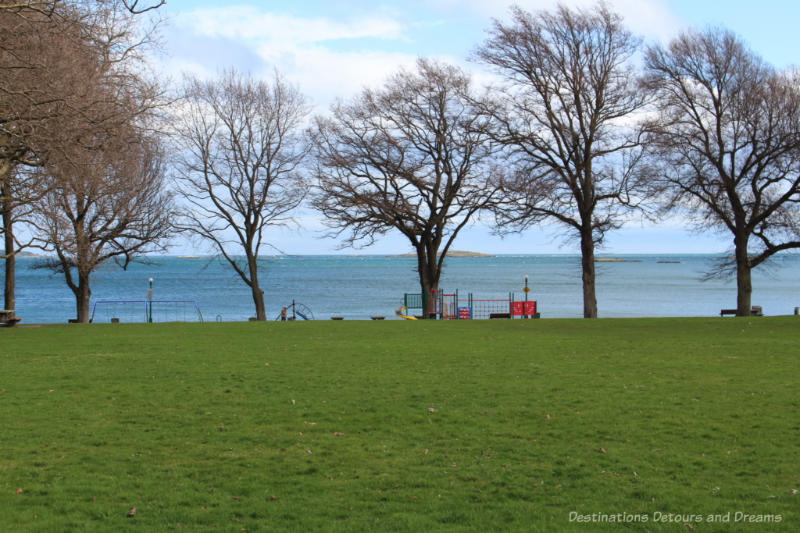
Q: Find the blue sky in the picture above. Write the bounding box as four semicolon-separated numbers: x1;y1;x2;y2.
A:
155;0;800;255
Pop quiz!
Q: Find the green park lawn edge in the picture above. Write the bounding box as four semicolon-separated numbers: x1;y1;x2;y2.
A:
1;317;798;532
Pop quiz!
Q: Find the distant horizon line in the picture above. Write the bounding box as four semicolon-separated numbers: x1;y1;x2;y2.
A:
10;251;800;258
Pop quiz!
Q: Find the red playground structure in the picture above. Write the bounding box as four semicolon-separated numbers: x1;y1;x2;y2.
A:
399;278;539;320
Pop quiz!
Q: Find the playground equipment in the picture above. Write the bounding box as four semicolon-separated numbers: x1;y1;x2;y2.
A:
275;300;314;321
401;288;538;320
90;299;204;323
395;305;418;320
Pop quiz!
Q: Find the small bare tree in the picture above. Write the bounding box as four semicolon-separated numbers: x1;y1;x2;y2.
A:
475;4;647;318
33;128;173;322
643;28;800;316
310;58;500;311
173;71;310;321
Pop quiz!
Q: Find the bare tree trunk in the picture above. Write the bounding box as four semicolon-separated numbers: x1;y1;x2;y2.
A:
580;228;598;318
734;236;752;316
2;197;15;312
247;254;266;320
415;245;440;319
75;271;92;323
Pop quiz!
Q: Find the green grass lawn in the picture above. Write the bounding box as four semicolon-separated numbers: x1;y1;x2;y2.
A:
1;317;798;531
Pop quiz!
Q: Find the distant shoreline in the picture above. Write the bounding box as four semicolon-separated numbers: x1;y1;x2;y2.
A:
390;250;495;258
596;257;643;263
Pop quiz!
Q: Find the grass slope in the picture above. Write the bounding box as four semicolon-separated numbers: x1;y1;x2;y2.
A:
0;318;798;531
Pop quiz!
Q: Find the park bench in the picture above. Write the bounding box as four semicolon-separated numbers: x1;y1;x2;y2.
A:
720;306;763;317
489;312;511;319
0;309;22;327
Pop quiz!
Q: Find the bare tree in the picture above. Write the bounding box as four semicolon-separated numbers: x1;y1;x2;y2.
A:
310;58;500;313
643;28;800;316
1;4;69;310
474;4;647;318
32;127;172;322
173;71;310;321
1;0;161;312
4;0;172;322
0;165;45;311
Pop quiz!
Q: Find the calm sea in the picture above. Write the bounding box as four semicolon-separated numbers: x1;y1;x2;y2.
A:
5;254;800;323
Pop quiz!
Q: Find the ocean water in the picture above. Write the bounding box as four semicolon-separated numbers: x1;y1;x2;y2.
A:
5;254;800;323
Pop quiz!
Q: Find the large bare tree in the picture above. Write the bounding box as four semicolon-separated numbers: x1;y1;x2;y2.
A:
643;28;800;316
173;71;310;321
1;4;73;311
310;58;500;313
7;0;172;322
1;0;162;312
475;4;647;318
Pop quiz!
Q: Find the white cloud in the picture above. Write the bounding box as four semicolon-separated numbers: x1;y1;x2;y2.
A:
259;46;418;108
171;1;684;112
179;6;407;45
607;0;684;44
172;5;421;111
158;57;215;80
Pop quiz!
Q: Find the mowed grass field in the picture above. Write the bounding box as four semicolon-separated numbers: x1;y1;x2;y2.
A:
1;318;798;532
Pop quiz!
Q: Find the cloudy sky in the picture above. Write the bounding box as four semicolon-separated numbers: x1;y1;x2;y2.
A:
155;0;799;255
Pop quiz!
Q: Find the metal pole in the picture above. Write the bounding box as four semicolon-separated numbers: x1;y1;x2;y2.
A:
148;278;153;323
524;275;529;319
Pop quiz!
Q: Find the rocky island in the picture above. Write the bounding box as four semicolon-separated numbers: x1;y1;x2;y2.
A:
392;250;494;258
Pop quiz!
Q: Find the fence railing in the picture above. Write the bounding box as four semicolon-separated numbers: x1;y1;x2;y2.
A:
90;300;204;323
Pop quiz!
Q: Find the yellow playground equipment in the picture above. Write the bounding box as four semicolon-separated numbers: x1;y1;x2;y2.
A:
395;305;418;320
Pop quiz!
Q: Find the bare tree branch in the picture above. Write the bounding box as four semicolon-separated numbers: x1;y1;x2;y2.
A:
0;1;164;15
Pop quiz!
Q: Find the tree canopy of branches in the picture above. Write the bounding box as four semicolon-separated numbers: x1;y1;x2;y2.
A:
2;0;172;322
1;0;163;312
643;28;800;316
173;70;310;321
1;2;84;310
475;4;646;318
33;130;172;322
310;58;500;311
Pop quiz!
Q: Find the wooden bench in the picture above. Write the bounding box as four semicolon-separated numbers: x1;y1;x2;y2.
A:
720;306;763;317
0;310;22;327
